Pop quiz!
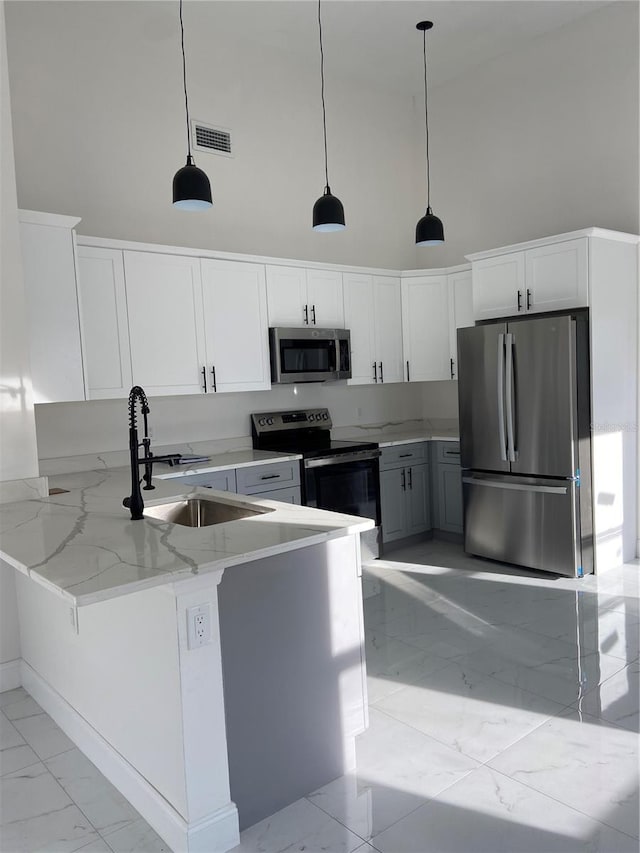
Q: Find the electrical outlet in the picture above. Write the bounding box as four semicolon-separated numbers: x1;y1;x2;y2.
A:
186;603;212;649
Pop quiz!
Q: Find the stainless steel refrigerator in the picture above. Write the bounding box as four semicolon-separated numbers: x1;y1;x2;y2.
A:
457;311;593;577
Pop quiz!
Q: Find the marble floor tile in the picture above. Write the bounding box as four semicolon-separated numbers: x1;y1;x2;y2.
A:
231;797;365;853
0;711;40;776
0;761;99;852
307;708;478;840
11;710;75;761
570;659;640;732
374;659;565;763
489;708;639;839
3;694;46;721
0;687;30;709
371;765;638;853
101;817;170;853
46;748;140;835
364;630;451;703
75;840;112;852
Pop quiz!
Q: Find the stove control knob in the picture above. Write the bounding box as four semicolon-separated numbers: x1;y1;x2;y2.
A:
267;417;274;426
308;414;315;422
322;412;329;420
258;418;267;427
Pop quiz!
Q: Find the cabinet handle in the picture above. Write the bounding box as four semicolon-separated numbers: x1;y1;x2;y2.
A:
450;358;455;379
399;453;412;458
379;361;384;383
373;362;377;383
304;304;309;325
311;304;317;324
408;467;413;489
406;360;411;382
260;474;281;480
444;450;460;457
201;366;207;393
211;365;217;392
517;290;522;312
526;288;532;311
401;469;406;491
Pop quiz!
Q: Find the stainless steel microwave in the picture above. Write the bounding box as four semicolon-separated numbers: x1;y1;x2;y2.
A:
269;327;351;383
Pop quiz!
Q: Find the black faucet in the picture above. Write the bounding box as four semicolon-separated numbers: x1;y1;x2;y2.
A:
123;386;179;520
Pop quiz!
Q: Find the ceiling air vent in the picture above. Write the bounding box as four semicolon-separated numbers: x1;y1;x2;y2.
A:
192;121;233;157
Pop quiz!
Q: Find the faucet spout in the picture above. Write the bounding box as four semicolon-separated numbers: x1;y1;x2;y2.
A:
123;386;178;521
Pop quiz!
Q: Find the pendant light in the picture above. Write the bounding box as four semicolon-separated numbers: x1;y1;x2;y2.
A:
415;21;444;246
312;0;345;232
172;0;212;210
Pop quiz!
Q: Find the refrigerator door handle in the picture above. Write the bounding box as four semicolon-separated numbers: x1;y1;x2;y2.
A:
462;477;569;495
497;333;508;461
505;332;517;462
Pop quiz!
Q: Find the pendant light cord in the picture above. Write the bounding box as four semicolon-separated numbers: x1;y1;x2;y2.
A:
179;0;192;162
318;0;329;191
422;29;431;209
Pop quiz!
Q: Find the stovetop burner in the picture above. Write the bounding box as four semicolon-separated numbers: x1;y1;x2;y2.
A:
251;409;378;458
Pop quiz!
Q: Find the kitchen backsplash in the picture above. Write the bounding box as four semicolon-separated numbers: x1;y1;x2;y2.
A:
35;381;459;467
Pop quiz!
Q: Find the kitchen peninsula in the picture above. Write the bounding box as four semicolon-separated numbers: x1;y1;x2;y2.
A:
0;467;373;852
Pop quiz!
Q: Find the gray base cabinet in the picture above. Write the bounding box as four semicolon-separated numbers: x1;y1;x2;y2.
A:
380;443;431;544
431;442;463;534
164;460;302;504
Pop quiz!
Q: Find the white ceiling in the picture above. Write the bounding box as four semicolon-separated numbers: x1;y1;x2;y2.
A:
187;0;614;94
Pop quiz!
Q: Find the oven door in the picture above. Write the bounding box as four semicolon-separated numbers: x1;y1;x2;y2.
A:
303;451;381;524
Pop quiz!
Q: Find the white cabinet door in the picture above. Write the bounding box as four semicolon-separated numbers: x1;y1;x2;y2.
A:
265;265;307;327
19;219;85;403
447;269;473;380
525;238;588;313
405;463;431;536
402;275;450;382
124;251;206;396
200;259;270;393
306;269;344;327
472;253;525;320
343;273;375;385
374;276;403;384
76;247;132;399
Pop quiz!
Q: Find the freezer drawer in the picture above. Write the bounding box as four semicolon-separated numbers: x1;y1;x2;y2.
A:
462;474;582;577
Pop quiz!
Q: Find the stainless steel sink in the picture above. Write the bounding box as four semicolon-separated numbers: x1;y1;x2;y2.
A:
144;497;274;527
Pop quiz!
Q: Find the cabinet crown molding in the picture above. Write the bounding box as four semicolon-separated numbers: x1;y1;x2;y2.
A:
465;227;640;262
18;209;81;229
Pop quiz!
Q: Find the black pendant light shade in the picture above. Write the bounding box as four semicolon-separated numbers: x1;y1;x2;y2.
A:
173;155;212;210
416;206;445;246
172;0;212;211
312;0;345;232
415;21;444;245
313;186;345;232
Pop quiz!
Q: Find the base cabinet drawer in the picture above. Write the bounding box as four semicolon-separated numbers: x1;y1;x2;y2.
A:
252;486;301;505
236;461;301;494
169;470;237;492
380;442;427;471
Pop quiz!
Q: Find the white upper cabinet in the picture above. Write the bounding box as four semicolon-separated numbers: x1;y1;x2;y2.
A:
472;253;525;321
343;274;376;384
19;211;86;403
525;238;588;313
76;247;132;399
447;268;473;380
373;276;403;384
306;269;344;327
124;251;206;397
470;236;589;320
200;259;270;393
343;274;402;385
401;275;451;382
266;265;344;328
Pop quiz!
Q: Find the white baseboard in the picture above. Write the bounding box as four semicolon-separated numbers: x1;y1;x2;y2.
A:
0;659;22;693
21;662;240;853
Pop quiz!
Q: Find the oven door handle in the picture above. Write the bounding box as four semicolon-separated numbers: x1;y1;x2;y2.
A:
304;449;381;469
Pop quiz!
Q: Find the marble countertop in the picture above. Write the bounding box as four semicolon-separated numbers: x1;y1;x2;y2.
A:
331;419;459;448
152;449;301;478
0;468;373;608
